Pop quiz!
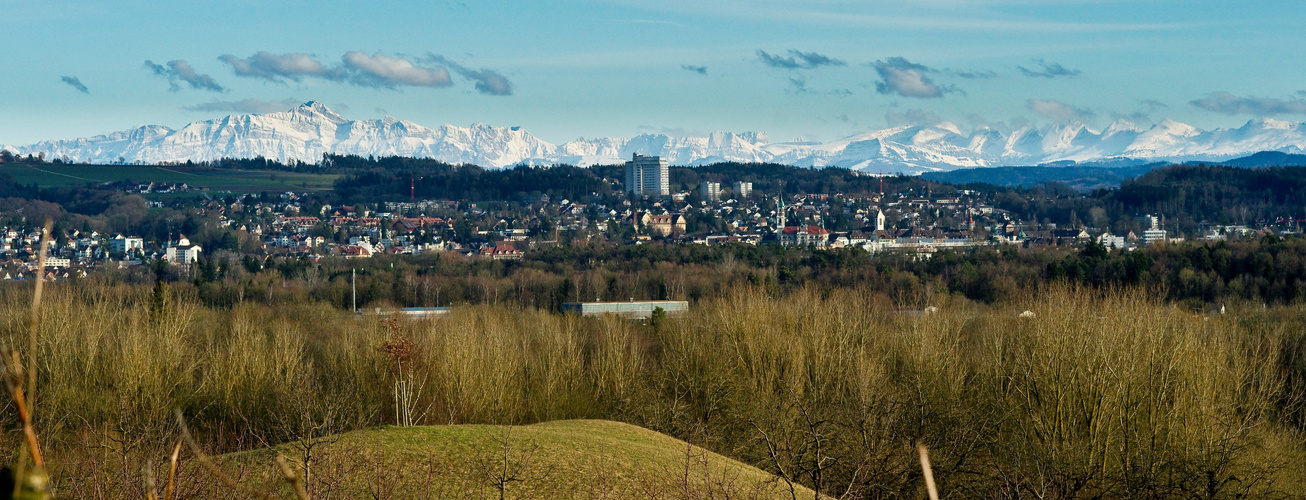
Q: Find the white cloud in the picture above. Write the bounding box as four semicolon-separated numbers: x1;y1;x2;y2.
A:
1027;98;1095;122
219;50;512;94
60;76;89;94
1190;92;1306;116
184;98;303;114
1018;59;1080;78
145;59;224;92
426;54;514;96
885;108;942;126
219;52;346;83
757;49;846;69
681;64;708;75
872;57;954;99
342;51;452;88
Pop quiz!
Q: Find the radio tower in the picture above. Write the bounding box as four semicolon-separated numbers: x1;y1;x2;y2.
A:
410;174;415;202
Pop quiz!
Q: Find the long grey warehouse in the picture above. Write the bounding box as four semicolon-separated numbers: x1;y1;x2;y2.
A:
561;300;688;319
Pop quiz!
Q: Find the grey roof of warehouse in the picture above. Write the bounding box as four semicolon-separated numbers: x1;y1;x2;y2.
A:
561;300;688;319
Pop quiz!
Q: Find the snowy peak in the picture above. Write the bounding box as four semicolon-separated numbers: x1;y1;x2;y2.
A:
11;101;557;168
1245;118;1295;131
287;101;346;123
1103;119;1143;136
10;102;1306;173
1151;119;1200;137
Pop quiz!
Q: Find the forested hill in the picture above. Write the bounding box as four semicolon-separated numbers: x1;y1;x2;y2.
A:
328;158;1306;230
1112;165;1306;227
922;151;1306;190
329;159;945;204
922;164;1162;189
332;163;619;202
973;164;1306;237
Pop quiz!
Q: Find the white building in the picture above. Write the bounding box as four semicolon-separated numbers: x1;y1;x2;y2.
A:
1144;215;1161;231
699;181;721;202
1143;229;1167;245
734;181;753;198
1140;214;1167;245
1099;232;1126;249
111;235;144;255
625;154;669;196
165;236;202;264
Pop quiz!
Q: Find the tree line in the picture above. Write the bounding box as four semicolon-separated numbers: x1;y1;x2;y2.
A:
99;235;1306;313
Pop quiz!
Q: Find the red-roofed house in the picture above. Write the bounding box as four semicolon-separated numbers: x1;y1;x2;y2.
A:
479;244;523;260
340;245;373;258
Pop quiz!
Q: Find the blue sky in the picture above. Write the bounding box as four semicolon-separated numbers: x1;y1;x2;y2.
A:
3;0;1306;145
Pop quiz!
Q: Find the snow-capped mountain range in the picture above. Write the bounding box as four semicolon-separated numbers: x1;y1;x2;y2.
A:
7;101;1306;173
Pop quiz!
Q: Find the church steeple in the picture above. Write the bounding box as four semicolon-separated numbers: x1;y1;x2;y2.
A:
776;196;786;235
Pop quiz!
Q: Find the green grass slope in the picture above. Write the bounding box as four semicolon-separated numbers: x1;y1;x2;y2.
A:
209;419;811;499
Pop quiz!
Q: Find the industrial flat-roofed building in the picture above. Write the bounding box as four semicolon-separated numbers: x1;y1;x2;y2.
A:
359;307;453;318
562;300;688;318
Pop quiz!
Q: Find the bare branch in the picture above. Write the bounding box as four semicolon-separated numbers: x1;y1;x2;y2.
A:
165;439;182;500
174;408;271;499
276;454;312;500
144;463;161;500
918;442;939;500
27;218;52;413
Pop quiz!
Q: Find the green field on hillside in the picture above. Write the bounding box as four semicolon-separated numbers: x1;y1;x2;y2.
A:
206;420;807;499
0;163;338;192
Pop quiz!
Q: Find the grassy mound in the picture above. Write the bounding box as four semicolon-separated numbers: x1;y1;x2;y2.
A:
210;419;810;499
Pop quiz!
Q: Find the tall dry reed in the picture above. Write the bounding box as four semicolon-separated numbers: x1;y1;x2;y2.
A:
0;281;1301;497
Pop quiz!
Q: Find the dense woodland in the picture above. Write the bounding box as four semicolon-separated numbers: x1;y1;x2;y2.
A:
324;156;944;204
983;165;1306;236
110;236;1306;315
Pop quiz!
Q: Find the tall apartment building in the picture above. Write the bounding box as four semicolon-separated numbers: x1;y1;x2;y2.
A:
700;181;721;202
625;154;669;196
733;181;753;198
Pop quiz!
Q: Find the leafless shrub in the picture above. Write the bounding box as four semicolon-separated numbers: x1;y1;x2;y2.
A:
473;425;552;500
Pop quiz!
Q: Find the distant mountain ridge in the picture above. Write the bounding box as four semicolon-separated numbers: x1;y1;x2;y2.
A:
921;164;1165;190
7;102;1306;172
1211;150;1306;168
922;152;1306;190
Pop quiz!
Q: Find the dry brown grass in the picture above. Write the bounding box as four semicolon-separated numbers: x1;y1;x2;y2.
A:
0;282;1302;497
